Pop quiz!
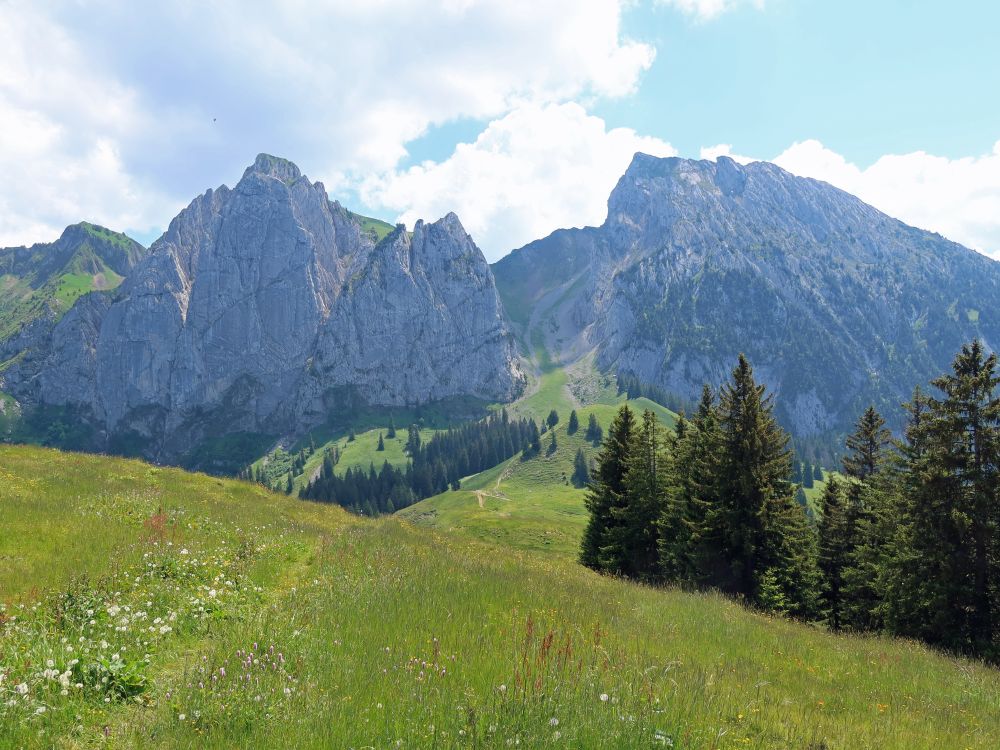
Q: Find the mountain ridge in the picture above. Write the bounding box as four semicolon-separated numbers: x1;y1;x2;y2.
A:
1;154;524;461
492;152;1000;449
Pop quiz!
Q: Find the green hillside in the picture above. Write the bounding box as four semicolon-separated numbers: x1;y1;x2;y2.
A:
0;222;143;342
2;445;999;748
400;399;674;558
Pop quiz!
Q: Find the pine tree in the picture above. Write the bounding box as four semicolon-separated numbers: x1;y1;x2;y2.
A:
568;410;580;435
547;409;559;429
387;417;397;439
585;413;603;444
610;410;667;577
377;433;385;451
842;406;892;481
835;405;893;631
659;385;725;585
524;420;541;457
571;448;590;487
715;355;819;616
802;460;814;488
888;341;1000;655
406;425;421;454
581;404;636;572
817;476;851;629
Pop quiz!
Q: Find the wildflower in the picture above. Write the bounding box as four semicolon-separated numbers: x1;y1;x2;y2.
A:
15;683;28;695
499;684;507;693
600;693;609;702
549;718;559;726
179;713;186;721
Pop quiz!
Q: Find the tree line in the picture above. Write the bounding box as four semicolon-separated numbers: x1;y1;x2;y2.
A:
299;410;540;515
583;341;1000;660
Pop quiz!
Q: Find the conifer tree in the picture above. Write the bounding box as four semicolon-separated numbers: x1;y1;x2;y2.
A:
585;413;603;444
581;404;636;572
348;428;356;442
547;430;557;455
715;355;819;615
377;433;385;451
610;410;667;577
571;447;590;487
842;406;892;480
802;460;814;488
888;341;1000;654
387;417;397;439
817;476;851;629
568;410;580;435
659;385;724;585
406;425;421;454
813;464;823;481
547;409;559;428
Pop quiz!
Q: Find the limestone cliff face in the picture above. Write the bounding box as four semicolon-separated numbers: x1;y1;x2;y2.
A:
6;155;523;458
494;154;1000;440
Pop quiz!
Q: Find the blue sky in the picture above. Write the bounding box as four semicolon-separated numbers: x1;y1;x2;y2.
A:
1;1;998;260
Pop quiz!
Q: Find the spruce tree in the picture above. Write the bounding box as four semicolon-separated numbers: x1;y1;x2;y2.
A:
348;428;356;442
571;447;590;487
817;476;851;629
715;355;819;615
889;341;1000;654
406;425;421;454
659;385;724;586
586;413;603;444
813;464;823;481
842;406;892;480
387;417;397;439
568;410;580;435
581;404;636;572
547;409;559;428
612;410;667;577
547;430;557;455
802;460;814;488
836;405;893;631
377;433;385;451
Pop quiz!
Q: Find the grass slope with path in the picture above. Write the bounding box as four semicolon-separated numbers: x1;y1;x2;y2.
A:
1;445;999;748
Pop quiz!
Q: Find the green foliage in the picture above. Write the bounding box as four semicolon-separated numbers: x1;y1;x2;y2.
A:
567;409;579;434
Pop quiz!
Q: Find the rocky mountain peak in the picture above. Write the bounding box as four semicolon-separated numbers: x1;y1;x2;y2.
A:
242;153;303;185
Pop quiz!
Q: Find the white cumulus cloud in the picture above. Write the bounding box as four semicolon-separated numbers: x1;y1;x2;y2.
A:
361;103;677;260
772;139;1000;259
659;0;765;22
0;0;654;247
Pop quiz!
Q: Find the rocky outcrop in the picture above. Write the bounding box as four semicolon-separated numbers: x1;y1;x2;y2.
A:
494;154;1000;442
6;154;523;459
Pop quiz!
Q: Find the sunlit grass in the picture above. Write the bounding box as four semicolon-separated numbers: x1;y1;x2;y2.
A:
2;445;999;748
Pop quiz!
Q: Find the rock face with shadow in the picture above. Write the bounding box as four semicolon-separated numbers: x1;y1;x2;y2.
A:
494;153;1000;443
4;154;523;460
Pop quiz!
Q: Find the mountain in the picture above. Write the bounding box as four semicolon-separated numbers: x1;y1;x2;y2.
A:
0;222;145;359
2;154;523;461
493;154;1000;448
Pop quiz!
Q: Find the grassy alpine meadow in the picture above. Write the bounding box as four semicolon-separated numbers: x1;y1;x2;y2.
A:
400;400;675;558
2;445;1000;748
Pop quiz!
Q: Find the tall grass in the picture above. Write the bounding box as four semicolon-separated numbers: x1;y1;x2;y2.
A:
1;445;999;748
